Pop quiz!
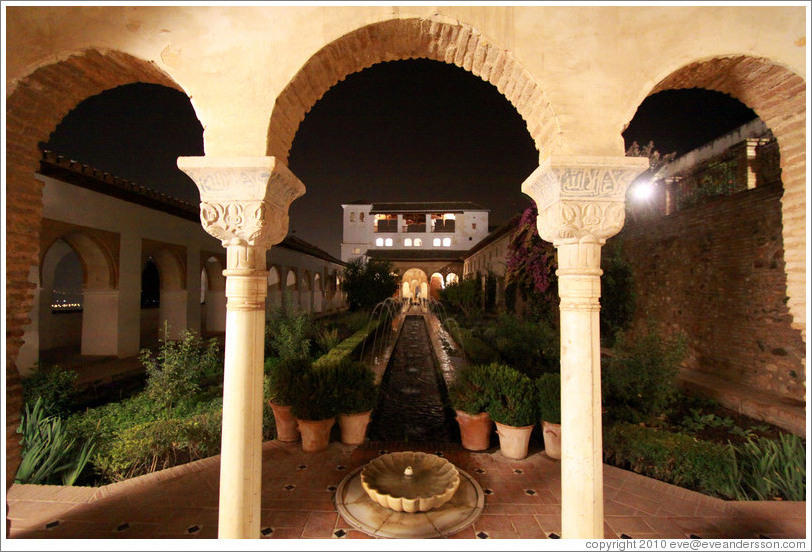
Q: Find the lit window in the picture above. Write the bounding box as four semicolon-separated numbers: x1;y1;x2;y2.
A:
443;238;451;247
353;248;361;254
360;212;365;222
350;212;355;222
375;238;384;246
385;238;393;247
433;238;441;247
414;238;422;247
404;238;412;247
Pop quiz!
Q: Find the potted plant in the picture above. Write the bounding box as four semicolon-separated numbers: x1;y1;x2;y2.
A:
536;373;561;459
265;357;308;443
448;363;495;451
290;363;341;452
334;359;379;445
487;364;539;460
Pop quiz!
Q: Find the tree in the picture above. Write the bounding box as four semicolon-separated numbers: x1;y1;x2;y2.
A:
438;274;482;318
341;258;399;311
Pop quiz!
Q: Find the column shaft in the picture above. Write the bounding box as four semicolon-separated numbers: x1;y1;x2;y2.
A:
218;248;267;539
557;240;604;539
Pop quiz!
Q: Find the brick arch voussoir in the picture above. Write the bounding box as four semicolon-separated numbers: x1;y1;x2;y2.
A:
5;48;186;493
648;55;806;340
267;17;560;164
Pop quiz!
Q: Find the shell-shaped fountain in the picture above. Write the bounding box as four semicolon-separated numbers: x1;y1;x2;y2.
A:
360;451;460;513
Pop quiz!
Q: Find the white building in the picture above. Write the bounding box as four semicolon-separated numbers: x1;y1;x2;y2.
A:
341;201;489;262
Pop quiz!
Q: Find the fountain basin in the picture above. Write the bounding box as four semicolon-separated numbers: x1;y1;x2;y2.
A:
360;451;460;513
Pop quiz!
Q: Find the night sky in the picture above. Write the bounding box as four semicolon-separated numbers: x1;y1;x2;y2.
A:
45;59;756;260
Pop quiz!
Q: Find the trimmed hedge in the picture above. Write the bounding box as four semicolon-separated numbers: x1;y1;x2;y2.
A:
487;364;539;428
603;422;734;498
313;319;380;368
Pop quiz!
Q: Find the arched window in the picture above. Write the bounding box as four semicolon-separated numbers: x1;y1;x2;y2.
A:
433;238;441;247
385;238;393;247
375;238;384;247
414;238;422;247
350;212;355;222
404;238;412;247
360;212;365;222
442;238;451;247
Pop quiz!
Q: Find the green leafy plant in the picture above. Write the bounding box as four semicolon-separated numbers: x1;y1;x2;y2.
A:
21;362;79;416
16;397;95;486
603;422;733;497
535;373;561;424
448;363;495;415
266;357;310;406
140;326;221;412
265;298;314;361
600;240;636;347
482;313;559;378
487;364;539;428
602;327;687;423
725;434;806;501
438;274;484;318
332;359;379;414
289;362;341;421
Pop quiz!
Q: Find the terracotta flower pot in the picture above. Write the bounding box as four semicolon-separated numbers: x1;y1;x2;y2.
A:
541;420;561;460
297;417;335;452
455;410;493;451
269;402;300;443
494;421;535;460
338;410;373;445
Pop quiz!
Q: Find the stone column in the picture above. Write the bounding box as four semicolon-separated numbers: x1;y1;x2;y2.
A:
522;156;647;539
178;157;305;539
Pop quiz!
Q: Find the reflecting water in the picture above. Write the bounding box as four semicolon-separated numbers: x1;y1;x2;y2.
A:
368;315;456;442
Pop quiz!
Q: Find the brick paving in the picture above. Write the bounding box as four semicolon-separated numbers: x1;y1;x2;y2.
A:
6;439;807;540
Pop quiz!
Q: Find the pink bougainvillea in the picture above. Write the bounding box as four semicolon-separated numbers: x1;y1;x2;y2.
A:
505;202;557;305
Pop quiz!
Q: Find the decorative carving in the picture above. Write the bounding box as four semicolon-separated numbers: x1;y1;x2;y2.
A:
177;156;306;249
522;156;648;244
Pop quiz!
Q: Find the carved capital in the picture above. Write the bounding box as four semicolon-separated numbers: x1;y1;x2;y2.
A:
521;156;648;244
177;156;306;248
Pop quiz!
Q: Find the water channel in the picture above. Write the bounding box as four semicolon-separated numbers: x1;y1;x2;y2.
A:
367;315;457;443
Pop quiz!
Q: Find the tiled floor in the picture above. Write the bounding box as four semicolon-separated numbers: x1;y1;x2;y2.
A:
6;439;807;540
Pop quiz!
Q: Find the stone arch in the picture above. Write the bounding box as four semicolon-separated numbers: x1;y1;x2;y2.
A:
401;268;429;301
40;230;117;291
630;55;805;339
142;243;188;342
429;272;445;300
267;265;282;312
6;49;188;488
266;17;560;164
285;268;299;308
201;255;226;334
301;270;312;313
313;272;324;314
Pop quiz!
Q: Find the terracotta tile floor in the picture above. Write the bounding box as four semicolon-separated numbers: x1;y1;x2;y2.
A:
5;439;807;541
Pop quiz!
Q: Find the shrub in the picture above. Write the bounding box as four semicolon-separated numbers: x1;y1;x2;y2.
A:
487;364;539;428
21;363;78;416
603;422;733;497
448;363;494;415
447;326;499;366
88;403;222;482
332;359;379;414
536;373;561;424
289;363;341;421
140;327;221;412
16;397;95;486
600;240;636;347
482;313;559;378
602;327;687;423
265;299;314;361
726;434;806;501
313;320;380;368
438;274;483;318
266;357;310;406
